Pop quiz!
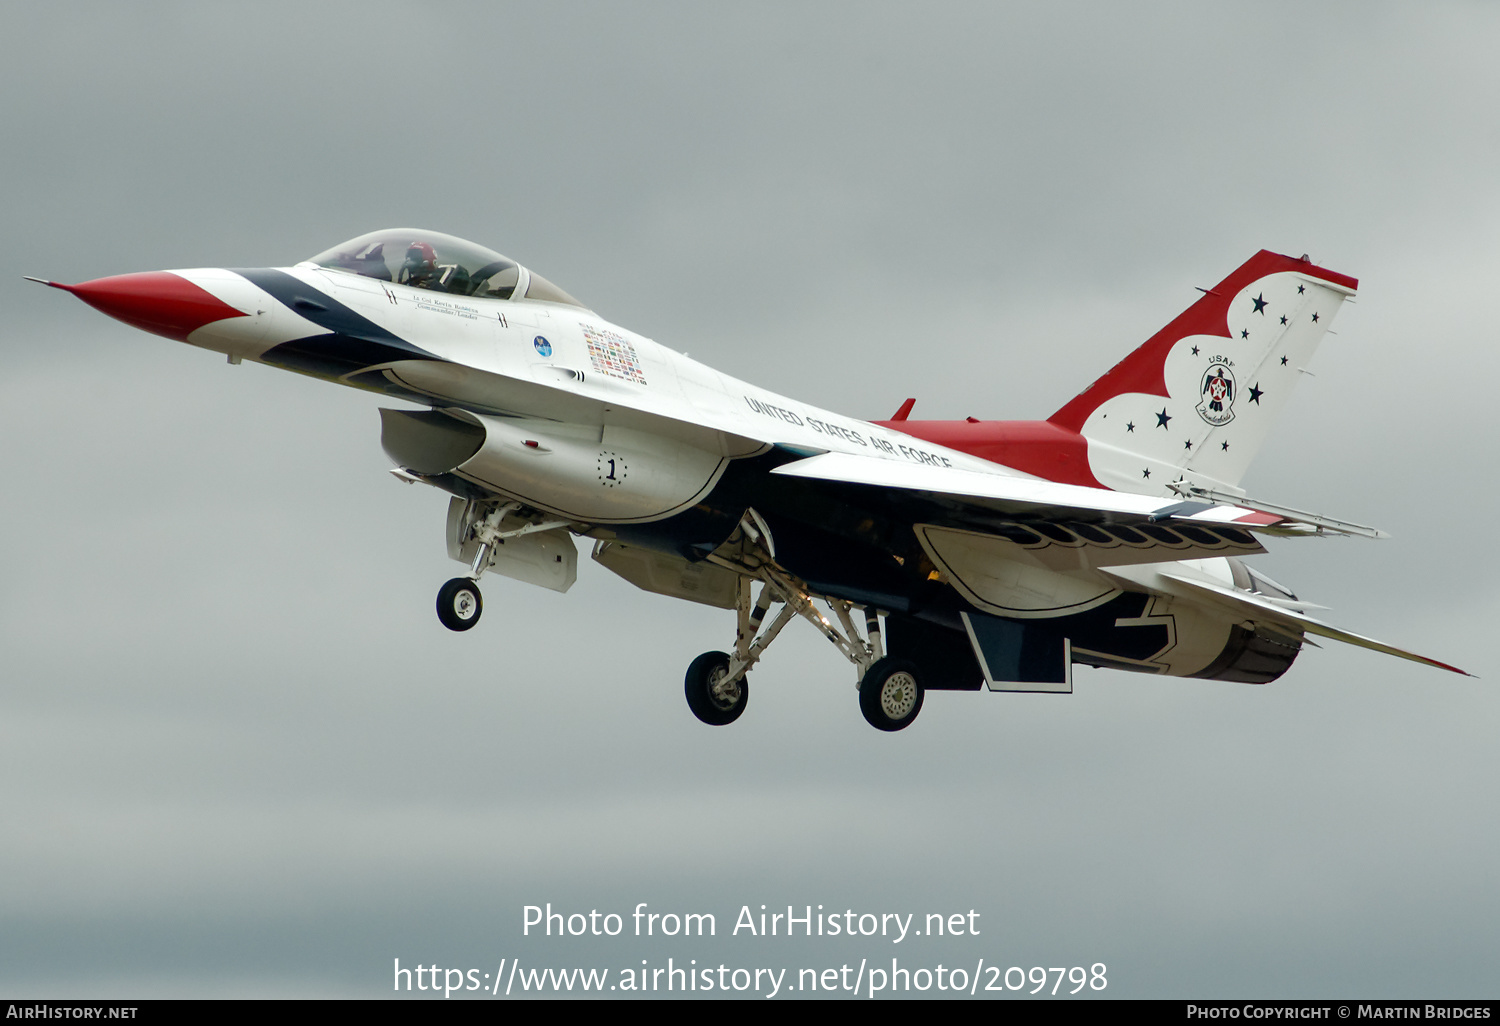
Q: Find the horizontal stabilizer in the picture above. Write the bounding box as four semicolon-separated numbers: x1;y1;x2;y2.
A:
1168;481;1387;539
1149;572;1471;676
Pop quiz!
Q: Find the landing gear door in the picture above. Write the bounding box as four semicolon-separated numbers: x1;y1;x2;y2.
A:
960;612;1073;693
445;497;577;593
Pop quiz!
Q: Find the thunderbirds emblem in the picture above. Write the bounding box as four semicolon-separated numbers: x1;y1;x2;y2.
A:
1196;357;1236;426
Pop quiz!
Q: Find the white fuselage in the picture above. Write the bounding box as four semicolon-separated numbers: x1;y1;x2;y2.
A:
183;264;1016;480
155;263;1251;678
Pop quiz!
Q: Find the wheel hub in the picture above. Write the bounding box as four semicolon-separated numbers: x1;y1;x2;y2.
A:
708;668;743;709
879;672;918;719
453;591;478;619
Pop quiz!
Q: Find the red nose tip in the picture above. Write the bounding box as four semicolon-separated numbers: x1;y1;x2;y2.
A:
50;272;248;343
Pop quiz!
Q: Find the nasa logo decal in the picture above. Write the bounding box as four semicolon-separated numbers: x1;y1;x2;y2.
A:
1196;356;1237;426
533;335;552;357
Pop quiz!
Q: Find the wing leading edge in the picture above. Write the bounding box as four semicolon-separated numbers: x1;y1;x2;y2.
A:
771;450;1283;557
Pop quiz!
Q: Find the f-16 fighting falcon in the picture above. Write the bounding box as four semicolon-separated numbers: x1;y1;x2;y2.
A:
31;229;1469;732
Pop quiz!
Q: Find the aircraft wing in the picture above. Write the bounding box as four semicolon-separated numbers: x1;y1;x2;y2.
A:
771;450;1281;568
772;451;1277;524
772;451;1471;676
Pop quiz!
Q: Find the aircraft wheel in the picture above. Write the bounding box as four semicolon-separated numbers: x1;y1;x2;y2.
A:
684;651;748;726
436;577;483;631
858;657;924;732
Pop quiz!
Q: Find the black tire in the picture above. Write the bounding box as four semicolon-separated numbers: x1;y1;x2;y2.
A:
858;657;924;732
684;651;748;726
436;577;483;631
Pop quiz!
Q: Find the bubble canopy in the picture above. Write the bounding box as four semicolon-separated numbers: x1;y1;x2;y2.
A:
306;229;585;307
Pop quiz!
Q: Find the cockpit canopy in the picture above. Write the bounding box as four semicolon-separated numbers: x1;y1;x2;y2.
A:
306;229;585;307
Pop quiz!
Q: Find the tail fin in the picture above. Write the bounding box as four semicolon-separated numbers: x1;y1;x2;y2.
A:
1049;251;1357;493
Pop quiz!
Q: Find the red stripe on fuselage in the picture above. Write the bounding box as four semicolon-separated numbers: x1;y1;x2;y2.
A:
873;418;1102;487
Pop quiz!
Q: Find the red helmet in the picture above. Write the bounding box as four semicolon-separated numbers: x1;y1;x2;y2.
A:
404;240;437;272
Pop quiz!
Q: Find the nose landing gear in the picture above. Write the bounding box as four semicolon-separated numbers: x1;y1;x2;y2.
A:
432;499;572;632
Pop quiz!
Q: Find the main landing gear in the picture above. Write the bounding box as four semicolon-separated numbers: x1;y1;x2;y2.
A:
858;657;924;732
682;512;926;732
684;651;748;726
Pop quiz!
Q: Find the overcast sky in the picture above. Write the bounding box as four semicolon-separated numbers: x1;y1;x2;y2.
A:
2;1;1497;999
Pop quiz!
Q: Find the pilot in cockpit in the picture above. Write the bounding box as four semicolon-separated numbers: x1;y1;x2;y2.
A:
399;240;441;289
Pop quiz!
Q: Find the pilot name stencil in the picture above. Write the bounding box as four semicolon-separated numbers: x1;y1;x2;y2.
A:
407;292;481;321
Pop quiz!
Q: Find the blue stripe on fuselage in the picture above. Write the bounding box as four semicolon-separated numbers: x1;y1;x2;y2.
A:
232;267;443;376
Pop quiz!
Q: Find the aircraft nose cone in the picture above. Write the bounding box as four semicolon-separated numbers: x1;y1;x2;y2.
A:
51;271;248;342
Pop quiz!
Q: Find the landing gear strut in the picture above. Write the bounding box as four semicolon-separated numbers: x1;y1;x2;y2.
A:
680;510;926;731
433;499;570;632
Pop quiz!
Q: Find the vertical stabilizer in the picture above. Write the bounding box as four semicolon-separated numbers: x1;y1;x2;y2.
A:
1049;251;1357;494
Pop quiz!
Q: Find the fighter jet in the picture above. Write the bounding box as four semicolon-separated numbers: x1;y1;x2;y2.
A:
32;230;1469;732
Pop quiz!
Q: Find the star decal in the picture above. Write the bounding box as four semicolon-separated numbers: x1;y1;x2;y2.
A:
1241;329;1250;339
1220;440;1230;451
1183;439;1193;450
1248;383;1264;404
1252;293;1268;314
1155;408;1172;429
1297;284;1305;294
1280;355;1288;366
1311;312;1319;323
1126;421;1135;433
1280;314;1288;325
1191;345;1200;356
1142;468;1151;479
